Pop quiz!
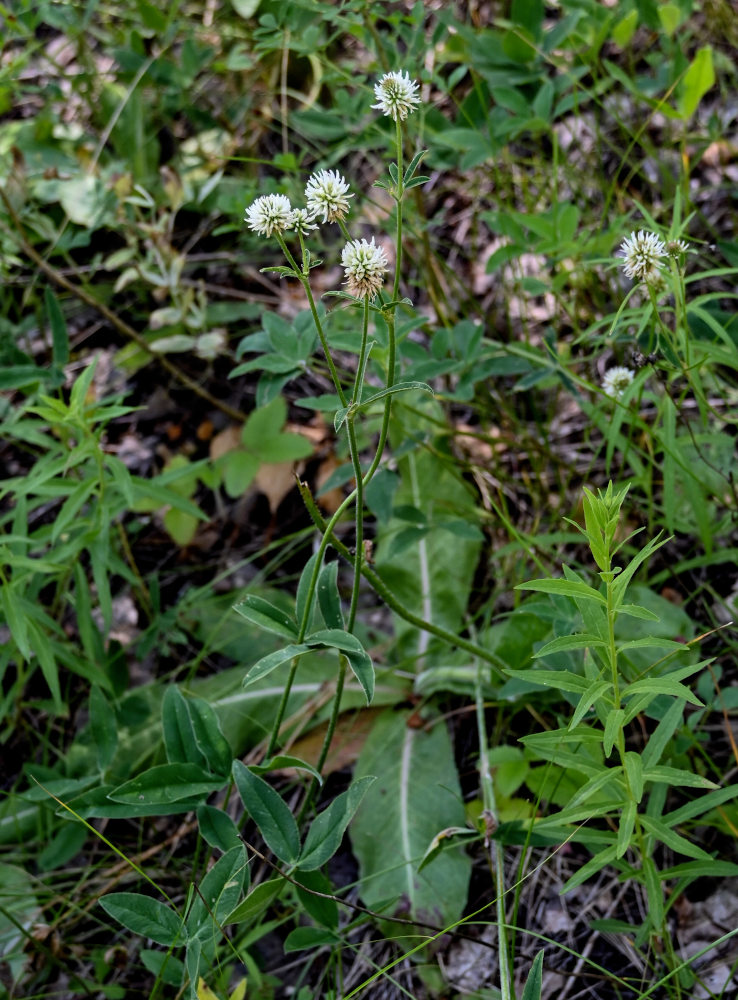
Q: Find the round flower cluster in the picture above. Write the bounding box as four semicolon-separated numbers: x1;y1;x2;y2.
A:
371;70;421;121
617;230;667;284
305;169;353;224
602;366;635;400
244;194;293;238
341;238;388;300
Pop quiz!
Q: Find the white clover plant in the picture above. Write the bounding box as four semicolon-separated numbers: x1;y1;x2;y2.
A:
239;72;433;784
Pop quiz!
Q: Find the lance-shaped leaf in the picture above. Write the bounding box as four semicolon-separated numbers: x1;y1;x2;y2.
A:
232;761;300;864
305;629;374;704
298;776;375;871
232;595;298;640
108;763;224;805
242;644;311;687
100;892;185;947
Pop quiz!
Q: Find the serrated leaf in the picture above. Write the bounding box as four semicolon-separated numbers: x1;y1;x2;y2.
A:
298;776;375;871
100;892;185;947
232;595;298;640
232;761;300;864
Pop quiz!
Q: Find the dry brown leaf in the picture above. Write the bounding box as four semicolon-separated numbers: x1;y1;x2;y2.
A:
284;707;386;776
255;461;300;515
209;425;241;461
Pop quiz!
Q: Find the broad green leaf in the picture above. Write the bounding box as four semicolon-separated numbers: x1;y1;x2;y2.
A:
284;926;340;952
222;450;259;498
233;595;298;640
108;764;223;804
196;805;242;854
294;870;338;930
242;644;311;686
232;761;300;864
241;396;286;450
186;696;233;778
350;710;471;927
164;507;199;547
515;578;606;604
224;878;283;925
677;45;715;121
187;846;247;938
100;892;185;947
298;776;375;871
162;686;206;767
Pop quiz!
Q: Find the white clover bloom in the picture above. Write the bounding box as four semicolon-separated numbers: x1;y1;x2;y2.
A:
288;208;318;236
617;230;667;283
244;194;293;237
341;238;388;300
305;170;353;224
371;71;421;121
602;366;635;399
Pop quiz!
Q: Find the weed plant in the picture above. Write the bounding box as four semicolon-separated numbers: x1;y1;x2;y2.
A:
1;2;737;999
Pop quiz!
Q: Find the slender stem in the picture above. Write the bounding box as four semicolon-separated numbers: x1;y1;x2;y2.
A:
275;232;348;407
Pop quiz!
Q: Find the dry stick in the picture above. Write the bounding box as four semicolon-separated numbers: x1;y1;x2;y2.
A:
0;186;247;425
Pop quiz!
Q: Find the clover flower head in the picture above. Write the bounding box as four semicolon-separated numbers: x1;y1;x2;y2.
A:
617;230;667;283
666;238;689;257
305;170;353;224
341;237;388;300
244;194;293;237
602;366;635;400
289;208;318;236
371;70;421;121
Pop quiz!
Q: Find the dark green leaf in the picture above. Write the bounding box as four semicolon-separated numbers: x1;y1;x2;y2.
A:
108;763;223;804
232;595;298;640
242;643;311;686
187;846;247;938
317;560;344;630
100;892;184;947
197;805;242;854
298;776;375;871
232;761;300;864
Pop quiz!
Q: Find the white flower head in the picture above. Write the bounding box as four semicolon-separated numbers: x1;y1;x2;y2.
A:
305;170;353;224
341;237;388;300
371;71;421;121
244;194;293;237
288;208;318;236
602;366;635;399
617;230;667;283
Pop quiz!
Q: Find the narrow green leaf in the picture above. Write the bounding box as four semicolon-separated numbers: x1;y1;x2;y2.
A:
617;603;660;622
162;686;205;767
569;680;611;729
44;288;70;367
603;708;624;758
296;552;321;632
622;677;703;707
640;814;712;860
641;856;664;928
617;800;636;859
298;776;375;871
623;751;644;803
641;699;685;769
317;560;344;629
505;669;590;695
242;644;311;687
186;696;233;778
232;595;298;640
403;149;428;183
306;628;374;703
533;633;607;657
89;685;117;772
100;892;185;947
515;578;606;604
664;785;738;827
520;950;545;1000
357;381;434;409
249;755;322;784
284;926;340;952
232;760;301;864
643;766;717;790
560;845;618;893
